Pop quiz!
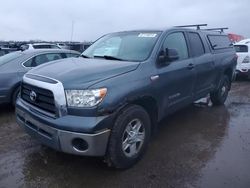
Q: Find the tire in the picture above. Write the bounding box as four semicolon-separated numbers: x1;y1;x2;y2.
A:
210;75;230;105
12;87;20;107
106;105;151;169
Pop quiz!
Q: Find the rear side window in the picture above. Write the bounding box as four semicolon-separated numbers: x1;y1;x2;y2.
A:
33;45;47;49
66;53;79;58
23;58;33;67
34;54;49;66
50;45;60;49
33;45;60;49
207;35;232;50
46;53;62;61
188;32;205;57
23;53;63;67
163;32;189;61
234;45;248;53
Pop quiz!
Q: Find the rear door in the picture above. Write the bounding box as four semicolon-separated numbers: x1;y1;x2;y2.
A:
187;32;216;98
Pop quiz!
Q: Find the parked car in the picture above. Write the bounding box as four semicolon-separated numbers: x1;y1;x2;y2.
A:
0;49;80;105
20;43;61;51
234;39;250;79
56;43;70;49
16;26;237;169
0;47;18;57
67;42;92;52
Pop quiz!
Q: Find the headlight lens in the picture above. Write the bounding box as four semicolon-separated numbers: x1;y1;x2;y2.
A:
65;88;107;107
242;56;250;63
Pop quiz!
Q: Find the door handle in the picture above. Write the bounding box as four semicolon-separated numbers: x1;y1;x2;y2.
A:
187;63;195;70
150;75;159;81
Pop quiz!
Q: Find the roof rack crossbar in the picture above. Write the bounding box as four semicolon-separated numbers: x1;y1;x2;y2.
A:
175;24;208;30
205;27;229;32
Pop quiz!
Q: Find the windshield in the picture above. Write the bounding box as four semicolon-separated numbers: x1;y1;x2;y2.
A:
0;51;23;66
234;45;248;53
82;31;161;62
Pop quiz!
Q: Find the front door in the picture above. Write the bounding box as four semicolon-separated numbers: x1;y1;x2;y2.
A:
156;32;196;115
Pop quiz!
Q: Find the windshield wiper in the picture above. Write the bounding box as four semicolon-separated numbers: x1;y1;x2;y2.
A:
93;55;125;61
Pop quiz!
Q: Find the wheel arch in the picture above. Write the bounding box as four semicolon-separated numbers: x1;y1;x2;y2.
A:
224;67;233;90
10;82;21;104
125;96;159;134
224;68;233;81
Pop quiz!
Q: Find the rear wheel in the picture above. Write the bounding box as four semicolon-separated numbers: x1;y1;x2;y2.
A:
210;76;230;105
106;105;151;169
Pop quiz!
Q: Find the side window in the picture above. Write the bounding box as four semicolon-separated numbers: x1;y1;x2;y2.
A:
45;53;62;61
163;32;188;61
188;32;205;57
66;53;79;58
32;45;43;49
33;45;59;49
34;54;49;66
23;58;34;67
23;53;63;67
50;45;60;49
207;35;232;50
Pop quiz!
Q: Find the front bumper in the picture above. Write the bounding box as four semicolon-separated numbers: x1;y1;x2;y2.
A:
16;98;112;156
0;95;8;104
0;89;9;104
236;64;250;77
236;69;250;77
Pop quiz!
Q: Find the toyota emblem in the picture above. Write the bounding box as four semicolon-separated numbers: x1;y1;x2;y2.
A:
30;91;37;102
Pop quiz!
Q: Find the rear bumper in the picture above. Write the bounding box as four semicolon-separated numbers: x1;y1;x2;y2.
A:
16;98;112;156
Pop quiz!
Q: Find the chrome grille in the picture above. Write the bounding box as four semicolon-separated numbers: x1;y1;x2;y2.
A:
21;83;56;115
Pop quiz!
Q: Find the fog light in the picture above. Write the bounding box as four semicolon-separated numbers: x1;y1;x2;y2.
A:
72;138;88;152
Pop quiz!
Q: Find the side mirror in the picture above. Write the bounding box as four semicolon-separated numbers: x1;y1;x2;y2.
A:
158;48;179;65
167;48;179;61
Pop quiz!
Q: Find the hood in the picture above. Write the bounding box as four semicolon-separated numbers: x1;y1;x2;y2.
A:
28;57;140;88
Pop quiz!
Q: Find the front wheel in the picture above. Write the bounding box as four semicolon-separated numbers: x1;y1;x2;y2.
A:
210;76;230;105
106;105;151;169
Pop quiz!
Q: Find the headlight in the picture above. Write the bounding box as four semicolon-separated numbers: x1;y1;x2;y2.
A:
242;56;250;63
65;88;107;107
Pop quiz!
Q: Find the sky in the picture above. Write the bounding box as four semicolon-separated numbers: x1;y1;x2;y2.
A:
0;0;249;41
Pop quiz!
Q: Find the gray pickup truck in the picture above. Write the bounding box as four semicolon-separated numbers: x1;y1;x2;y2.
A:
16;25;237;169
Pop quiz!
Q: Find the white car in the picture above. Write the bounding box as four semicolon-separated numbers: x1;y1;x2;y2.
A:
234;39;250;79
20;43;61;50
56;43;70;49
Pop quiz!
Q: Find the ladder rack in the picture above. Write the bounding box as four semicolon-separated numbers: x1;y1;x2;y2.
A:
175;24;208;30
204;27;229;33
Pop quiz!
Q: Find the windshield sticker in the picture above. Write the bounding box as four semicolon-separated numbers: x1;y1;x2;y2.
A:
138;33;157;38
